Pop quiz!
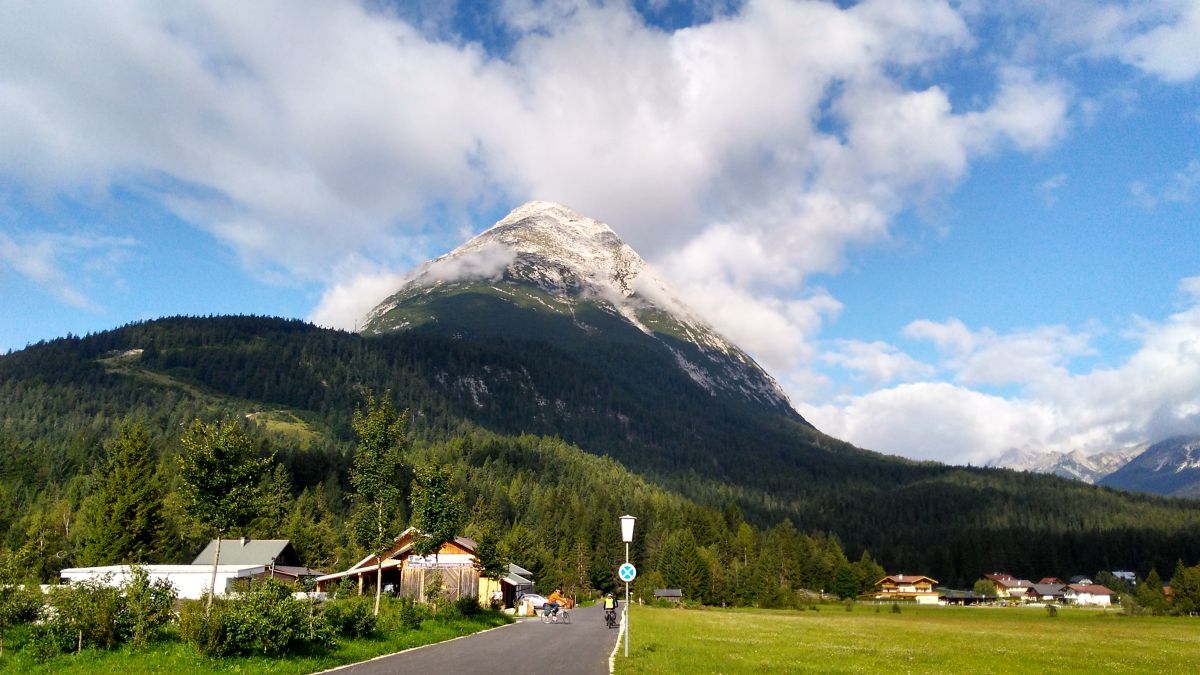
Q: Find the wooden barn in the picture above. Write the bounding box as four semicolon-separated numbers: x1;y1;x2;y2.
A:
314;528;481;602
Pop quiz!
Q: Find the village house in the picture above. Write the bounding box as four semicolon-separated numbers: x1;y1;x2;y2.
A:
875;574;940;604
983;573;1036;600
1031;582;1067;603
1063;583;1115;606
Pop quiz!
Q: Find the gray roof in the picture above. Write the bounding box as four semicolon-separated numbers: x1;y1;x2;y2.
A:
1032;583;1066;596
192;539;296;566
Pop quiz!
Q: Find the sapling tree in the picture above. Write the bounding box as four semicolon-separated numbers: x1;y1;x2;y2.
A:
348;394;409;617
410;463;465;613
410;463;465;562
177;419;273;614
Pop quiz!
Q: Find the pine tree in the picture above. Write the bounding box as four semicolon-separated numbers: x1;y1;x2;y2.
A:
77;420;168;566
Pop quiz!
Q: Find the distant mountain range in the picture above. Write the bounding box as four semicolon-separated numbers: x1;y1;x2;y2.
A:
989;436;1200;498
1099;436;1200;498
987;445;1146;484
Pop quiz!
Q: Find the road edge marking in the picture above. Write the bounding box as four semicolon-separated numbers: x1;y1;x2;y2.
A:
609;608;626;674
315;620;519;674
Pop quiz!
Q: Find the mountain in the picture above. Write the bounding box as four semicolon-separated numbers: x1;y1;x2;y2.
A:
987;445;1143;484
363;201;794;415
7;203;1200;586
1100;436;1200;497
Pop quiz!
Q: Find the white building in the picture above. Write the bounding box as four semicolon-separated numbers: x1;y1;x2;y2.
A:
1063;584;1115;606
60;564;272;599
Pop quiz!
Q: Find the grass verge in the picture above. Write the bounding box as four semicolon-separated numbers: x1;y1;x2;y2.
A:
0;611;510;674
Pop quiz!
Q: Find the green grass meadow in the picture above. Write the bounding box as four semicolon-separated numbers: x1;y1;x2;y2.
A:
614;604;1200;674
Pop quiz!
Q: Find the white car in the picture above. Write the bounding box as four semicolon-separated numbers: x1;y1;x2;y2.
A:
517;592;548;609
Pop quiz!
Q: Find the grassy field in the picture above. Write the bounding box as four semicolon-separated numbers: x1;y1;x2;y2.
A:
613;603;1200;674
0;613;510;674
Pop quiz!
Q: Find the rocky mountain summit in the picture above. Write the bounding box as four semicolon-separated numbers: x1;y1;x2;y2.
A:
362;200;795;415
1099;435;1200;497
987;445;1143;484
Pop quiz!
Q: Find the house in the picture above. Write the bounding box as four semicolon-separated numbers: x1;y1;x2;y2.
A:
1069;575;1094;585
1039;577;1064;585
983;573;1036;600
1111;570;1136;584
315;527;482;603
1032;583;1066;602
479;563;535;609
60;538;321;600
939;589;992;605
1063;584;1115;606
875;574;940;604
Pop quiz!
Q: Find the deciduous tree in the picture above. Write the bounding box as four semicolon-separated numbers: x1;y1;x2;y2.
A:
348;394;409;616
177;419;273;614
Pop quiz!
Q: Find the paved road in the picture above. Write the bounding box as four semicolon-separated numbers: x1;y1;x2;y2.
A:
330;604;619;674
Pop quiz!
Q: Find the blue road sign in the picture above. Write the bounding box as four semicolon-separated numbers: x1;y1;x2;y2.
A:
618;563;637;582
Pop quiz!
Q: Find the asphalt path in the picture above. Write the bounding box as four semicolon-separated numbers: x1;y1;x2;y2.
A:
328;603;619;675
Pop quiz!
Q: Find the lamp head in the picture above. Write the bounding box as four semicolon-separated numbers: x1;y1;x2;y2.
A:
620;514;636;543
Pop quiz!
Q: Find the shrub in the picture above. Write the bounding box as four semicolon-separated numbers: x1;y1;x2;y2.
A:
120;566;177;648
1045;604;1058;618
180;580;333;657
42;576;125;653
394;596;426;630
452;594;482;618
179;598;229;657
324;595;378;638
891;603;901;614
334;577;359;599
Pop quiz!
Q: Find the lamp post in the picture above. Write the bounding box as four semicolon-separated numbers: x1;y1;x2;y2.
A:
620;514;636;658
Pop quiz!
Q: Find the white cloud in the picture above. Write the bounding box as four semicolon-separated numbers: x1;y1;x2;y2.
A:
1128;158;1200;209
422;241;517;285
308;271;406;331
808;278;1200;463
1039;173;1068;206
822;340;937;387
0;230;135;310
0;0;1067;318
904;319;1097;387
1120;1;1200;83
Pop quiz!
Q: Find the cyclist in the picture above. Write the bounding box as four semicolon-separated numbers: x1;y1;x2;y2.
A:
544;588;566;617
603;592;618;627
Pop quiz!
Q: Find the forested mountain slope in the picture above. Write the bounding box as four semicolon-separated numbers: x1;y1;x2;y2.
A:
4;316;1200;586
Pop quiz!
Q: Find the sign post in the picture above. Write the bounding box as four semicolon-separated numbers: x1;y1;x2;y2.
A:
620;515;636;658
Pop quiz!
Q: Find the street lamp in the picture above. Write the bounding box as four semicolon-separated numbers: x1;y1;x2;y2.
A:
620;514;635;657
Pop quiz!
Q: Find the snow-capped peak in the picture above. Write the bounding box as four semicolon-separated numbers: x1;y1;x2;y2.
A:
360;201;795;413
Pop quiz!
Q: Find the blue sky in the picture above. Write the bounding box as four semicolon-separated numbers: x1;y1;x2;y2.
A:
1;0;1198;464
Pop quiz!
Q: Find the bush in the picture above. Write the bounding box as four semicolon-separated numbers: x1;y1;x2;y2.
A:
179;599;229;657
452;594;482;618
41;576;125;653
121;566;177;648
180;580;333;657
394;596;426;631
1045;604;1058;617
324;595;378;638
891;603;901;614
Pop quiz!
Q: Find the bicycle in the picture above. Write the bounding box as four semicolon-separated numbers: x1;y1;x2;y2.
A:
604;607;617;629
541;606;571;624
